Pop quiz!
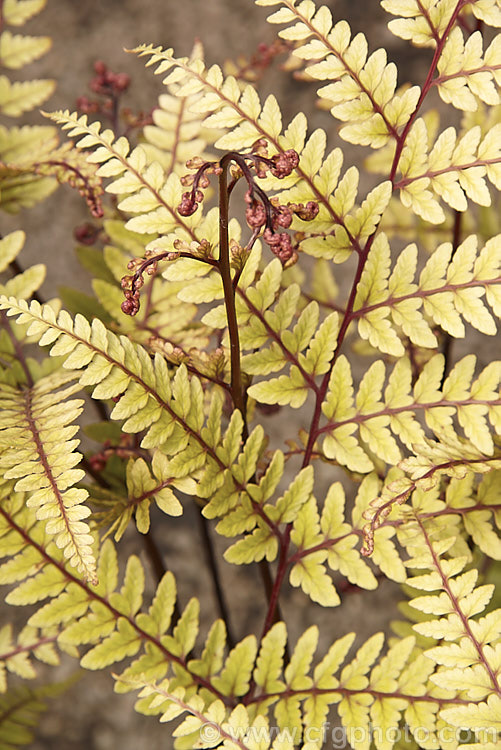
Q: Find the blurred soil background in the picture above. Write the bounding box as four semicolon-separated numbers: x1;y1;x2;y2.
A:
1;1;495;749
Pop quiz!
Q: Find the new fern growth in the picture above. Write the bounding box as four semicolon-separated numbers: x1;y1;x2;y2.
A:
1;0;501;748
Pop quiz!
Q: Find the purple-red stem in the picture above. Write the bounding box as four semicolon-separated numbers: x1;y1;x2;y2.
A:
218;154;248;438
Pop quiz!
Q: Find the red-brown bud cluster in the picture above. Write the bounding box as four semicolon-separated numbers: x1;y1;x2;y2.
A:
291;201;319;221
75;96;100;115
120;249;179;316
238;150;317;266
248;142;270;178
121;298;138;316
120;273;141;316
252;39;291;77
121;254;153;316
263;228;296;265
177;189;204;217
120;148;316;313
74;222;100;245
245;189;268;228
232;39;291;84
76;61;133;124
185;156;206;171
91;61;131;95
88;435;135;473
272;204;293;229
89;453;107;473
270;149;300;178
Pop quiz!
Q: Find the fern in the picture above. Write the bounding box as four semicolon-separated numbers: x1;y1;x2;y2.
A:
0;681;69;750
0;0;103;216
0;0;58;212
1;0;501;747
0;369;96;582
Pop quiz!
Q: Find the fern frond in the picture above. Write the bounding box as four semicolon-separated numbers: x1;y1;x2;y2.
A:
382;0;501;48
352;233;501;355
0;623;59;692
288;475;406;607
0;0;54;125
141;92;207;176
0;259;45;301
133;43;393;263
0;681;68;749
0;297;203;446
30;141;104;216
0;125;58;211
0;230;25;272
114;679;264;750
242;266;340;408
395;119;501;222
93;451;193;542
256;0;421;148
383;470;501;573
45;109;200;239
133;43;287;151
0;77;54;117
0;123;58;163
0;139;104;217
0;499;224;702
141;42;213;177
454;470;501;559
400;520;501;742
256;2;501;222
0;489;490;749
3;2;501;745
0;30;51;70
434;28;501;112
1;305;266;568
363;437;501;556
224;466;313;567
0;298;270;540
322;350;501;471
270;163;392;263
2;0;47;27
0;297;287;544
0;369;96;582
116;620;470;750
